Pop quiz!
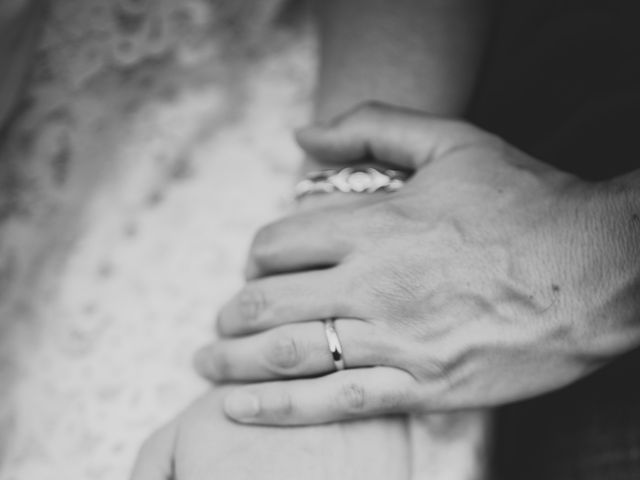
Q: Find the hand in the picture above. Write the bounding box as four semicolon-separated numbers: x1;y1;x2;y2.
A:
196;102;640;425
130;388;446;480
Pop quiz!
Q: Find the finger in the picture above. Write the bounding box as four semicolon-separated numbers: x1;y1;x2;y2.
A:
197;319;391;383
217;268;358;337
129;422;177;480
222;366;417;425
295;101;483;171
244;207;356;280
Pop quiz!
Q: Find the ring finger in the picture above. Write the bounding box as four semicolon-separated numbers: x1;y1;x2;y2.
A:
196;318;393;383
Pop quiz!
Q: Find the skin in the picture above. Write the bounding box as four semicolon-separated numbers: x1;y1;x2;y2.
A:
130;388;490;480
195;103;640;425
130;389;410;480
308;0;492;171
313;0;492;121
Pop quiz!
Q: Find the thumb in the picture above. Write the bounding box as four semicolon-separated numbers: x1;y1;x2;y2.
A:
295;102;483;171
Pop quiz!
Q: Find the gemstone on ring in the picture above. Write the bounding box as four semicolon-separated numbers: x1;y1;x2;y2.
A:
323;318;346;371
294;166;409;200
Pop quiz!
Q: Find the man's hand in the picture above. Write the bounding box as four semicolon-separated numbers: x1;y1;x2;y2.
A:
196;102;640;425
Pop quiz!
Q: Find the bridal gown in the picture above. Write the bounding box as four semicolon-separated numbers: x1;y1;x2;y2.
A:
0;1;488;479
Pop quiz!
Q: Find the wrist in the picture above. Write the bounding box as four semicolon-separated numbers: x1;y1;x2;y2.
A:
576;175;640;357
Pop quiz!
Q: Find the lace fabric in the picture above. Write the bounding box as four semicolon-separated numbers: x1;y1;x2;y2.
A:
0;1;315;478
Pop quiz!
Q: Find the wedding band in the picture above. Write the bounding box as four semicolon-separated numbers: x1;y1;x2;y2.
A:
294;167;409;200
323;318;346;371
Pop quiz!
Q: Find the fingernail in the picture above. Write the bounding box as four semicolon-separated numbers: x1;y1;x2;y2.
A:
224;391;260;420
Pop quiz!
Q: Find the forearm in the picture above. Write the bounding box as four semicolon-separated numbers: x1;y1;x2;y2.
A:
313;0;493;124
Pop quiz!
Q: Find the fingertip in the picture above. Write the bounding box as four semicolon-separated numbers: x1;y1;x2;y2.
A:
294;125;329;149
243;259;259;281
193;345;212;379
223;390;261;422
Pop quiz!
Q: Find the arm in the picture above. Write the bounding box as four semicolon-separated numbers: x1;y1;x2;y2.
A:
307;0;493;171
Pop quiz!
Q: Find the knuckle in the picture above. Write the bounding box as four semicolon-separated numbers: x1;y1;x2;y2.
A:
264;391;294;419
266;334;302;371
415;355;458;396
335;101;387;127
419;356;448;380
337;382;367;413
352;100;386;118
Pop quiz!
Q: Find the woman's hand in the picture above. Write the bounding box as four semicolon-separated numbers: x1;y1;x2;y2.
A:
131;388;417;480
196;103;640;425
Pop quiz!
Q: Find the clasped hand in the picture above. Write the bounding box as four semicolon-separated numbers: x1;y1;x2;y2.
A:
196;103;640;425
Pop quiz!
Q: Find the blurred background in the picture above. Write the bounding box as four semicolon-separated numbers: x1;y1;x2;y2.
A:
0;0;314;478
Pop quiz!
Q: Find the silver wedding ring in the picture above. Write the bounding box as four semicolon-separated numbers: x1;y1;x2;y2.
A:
323;318;346;371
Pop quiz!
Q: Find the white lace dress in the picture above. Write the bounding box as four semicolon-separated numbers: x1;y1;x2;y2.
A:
0;1;312;478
